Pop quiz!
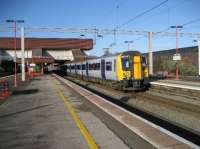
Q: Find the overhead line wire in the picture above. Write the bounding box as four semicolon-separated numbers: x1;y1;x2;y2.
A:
117;0;169;29
182;18;200;27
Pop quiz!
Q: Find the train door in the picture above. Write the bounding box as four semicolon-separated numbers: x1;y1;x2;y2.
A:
86;62;89;76
101;59;106;79
81;64;83;77
133;56;142;80
75;64;77;75
66;65;68;76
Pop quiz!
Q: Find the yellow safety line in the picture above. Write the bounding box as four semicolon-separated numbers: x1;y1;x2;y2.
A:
54;79;99;149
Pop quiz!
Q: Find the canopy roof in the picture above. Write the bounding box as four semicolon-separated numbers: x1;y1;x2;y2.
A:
0;37;93;50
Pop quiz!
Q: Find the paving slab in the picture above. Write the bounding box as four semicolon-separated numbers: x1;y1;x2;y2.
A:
0;75;129;149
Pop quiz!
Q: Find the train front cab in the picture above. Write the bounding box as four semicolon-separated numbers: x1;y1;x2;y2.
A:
117;51;148;91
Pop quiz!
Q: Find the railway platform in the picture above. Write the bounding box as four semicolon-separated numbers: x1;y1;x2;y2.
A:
0;75;128;149
150;79;200;101
151;79;200;91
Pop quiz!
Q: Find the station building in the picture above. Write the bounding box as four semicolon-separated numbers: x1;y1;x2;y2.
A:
0;37;93;74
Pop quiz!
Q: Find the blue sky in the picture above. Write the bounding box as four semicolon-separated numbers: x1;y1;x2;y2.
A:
0;0;200;56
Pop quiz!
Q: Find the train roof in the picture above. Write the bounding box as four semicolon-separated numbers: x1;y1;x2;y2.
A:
100;50;141;58
99;52;119;58
65;50;141;65
121;51;141;56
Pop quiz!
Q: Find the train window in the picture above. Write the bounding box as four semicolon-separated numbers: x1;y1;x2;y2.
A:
88;63;101;70
71;65;75;69
82;64;85;70
106;61;112;71
142;57;147;67
89;64;92;70
93;63;100;70
122;57;131;71
77;65;81;70
96;63;100;70
92;64;95;70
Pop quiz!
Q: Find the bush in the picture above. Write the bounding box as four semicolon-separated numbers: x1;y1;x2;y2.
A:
34;65;41;72
164;60;197;76
165;60;176;73
179;63;197;76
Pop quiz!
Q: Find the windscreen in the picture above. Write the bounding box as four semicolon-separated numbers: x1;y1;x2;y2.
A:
121;56;132;71
142;56;147;67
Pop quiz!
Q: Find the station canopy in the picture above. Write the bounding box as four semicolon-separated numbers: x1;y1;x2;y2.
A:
0;37;93;64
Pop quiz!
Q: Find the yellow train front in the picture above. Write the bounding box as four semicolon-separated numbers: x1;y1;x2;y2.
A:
65;50;149;91
116;51;149;90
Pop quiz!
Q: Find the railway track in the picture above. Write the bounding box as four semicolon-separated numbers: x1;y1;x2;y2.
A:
57;73;200;146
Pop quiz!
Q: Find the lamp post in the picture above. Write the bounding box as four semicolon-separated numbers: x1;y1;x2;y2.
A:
124;40;134;51
21;26;25;81
6;19;24;87
148;32;153;75
170;25;183;80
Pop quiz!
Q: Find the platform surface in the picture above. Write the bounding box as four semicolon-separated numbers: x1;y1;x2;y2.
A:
151;79;200;91
0;75;128;149
157;79;200;87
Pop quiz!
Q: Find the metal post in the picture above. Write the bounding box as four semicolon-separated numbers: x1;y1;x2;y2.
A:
124;41;133;51
148;32;153;75
21;26;25;81
171;25;182;80
0;51;2;65
6;19;24;86
41;63;44;75
176;27;179;80
176;28;179;80
128;43;130;51
26;39;29;79
198;39;200;76
14;21;17;87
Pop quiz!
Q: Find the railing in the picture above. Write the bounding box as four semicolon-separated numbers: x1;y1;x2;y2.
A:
0;80;9;99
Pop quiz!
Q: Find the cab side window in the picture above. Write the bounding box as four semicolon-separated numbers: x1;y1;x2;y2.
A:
106;61;112;71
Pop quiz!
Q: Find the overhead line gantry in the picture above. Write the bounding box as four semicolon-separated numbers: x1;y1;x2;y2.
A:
1;26;200;75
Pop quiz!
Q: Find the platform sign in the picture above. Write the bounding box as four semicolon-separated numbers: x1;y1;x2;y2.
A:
173;53;181;61
13;55;17;62
30;63;36;67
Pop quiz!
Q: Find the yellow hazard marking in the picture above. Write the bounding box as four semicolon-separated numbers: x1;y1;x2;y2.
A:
54;79;99;149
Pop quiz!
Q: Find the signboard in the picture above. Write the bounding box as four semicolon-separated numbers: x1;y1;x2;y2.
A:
30;63;36;67
173;53;181;61
13;56;17;62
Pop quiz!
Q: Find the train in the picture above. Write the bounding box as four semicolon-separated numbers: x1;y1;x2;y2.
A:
60;51;149;91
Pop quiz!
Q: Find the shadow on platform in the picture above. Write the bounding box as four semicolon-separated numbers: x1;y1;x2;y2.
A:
12;89;39;95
